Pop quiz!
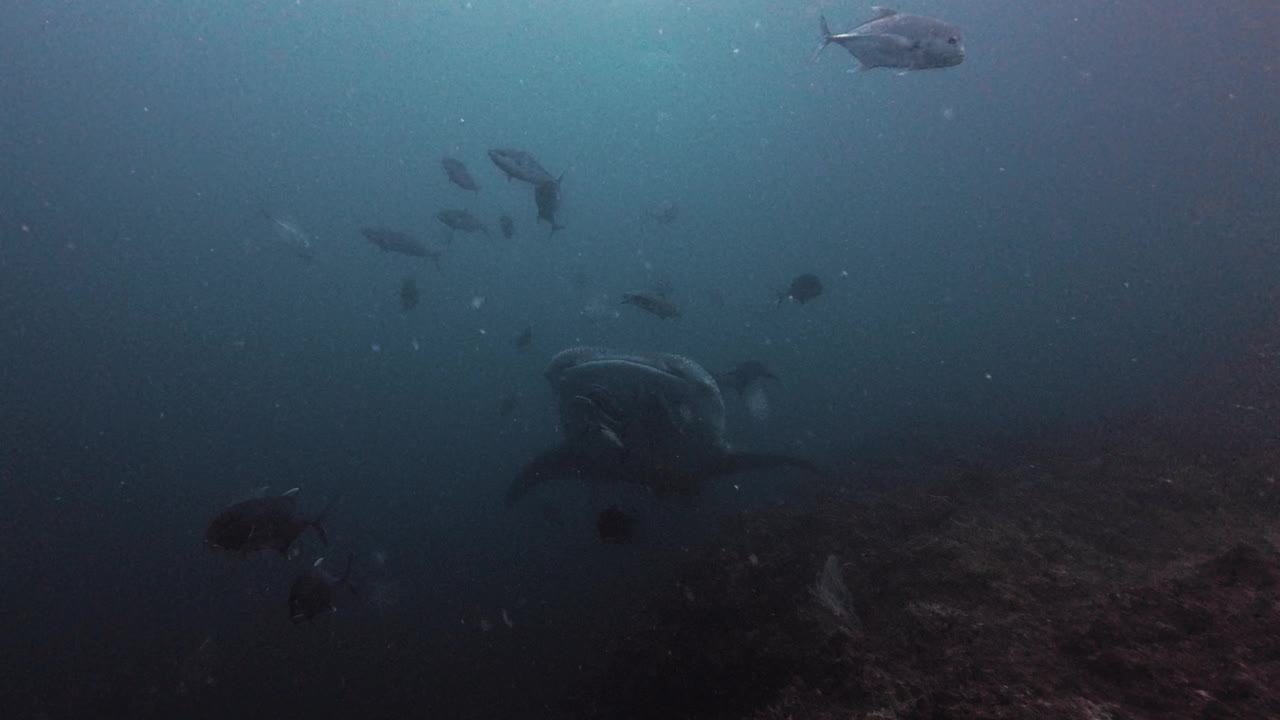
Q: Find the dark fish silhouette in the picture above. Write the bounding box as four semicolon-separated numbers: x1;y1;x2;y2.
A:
488;148;557;185
442;157;480;192
288;555;356;624
622;291;680;319
651;200;679;226
399;276;419;312
814;8;964;71
719;361;779;396
505;347;818;505
499;214;515;239
597;505;636;544
779;273;823;305
437;209;490;238
362;227;430;258
205;489;330;557
534;176;565;236
515;326;533;350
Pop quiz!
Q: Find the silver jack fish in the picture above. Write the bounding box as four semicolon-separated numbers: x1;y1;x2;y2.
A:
814;7;964;72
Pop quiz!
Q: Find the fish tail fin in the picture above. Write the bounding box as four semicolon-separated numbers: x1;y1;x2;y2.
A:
811;15;833;62
309;493;342;546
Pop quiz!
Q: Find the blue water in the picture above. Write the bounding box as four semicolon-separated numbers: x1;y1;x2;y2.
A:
2;1;1277;717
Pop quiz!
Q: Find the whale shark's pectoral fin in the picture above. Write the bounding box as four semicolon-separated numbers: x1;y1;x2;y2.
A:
710;452;821;478
506;444;582;507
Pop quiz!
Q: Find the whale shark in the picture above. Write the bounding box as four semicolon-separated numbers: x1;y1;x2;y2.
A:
505;347;817;506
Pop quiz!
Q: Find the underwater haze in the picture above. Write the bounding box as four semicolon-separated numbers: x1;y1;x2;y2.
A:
2;1;1278;718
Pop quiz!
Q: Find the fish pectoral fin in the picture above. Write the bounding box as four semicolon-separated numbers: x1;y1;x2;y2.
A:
506;444;581;507
711;452;821;478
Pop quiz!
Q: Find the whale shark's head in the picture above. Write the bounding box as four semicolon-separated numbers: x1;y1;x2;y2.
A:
504;347;817;507
545;347;729;465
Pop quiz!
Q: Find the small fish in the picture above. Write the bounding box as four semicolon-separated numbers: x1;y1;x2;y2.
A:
487;148;557;185
779;273;823;305
534;176;565;237
597;505;636;544
399;276;419;312
814;7;965;72
621;291;681;319
261;209;315;261
437;209;490;238
718;361;779;396
499;214;515;239
441;157;480;192
651;200;679;226
362;227;430;258
205;490;332;557
288;555;357;624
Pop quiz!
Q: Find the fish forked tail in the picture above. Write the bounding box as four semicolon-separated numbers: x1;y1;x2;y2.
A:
308;493;342;546
811;15;834;63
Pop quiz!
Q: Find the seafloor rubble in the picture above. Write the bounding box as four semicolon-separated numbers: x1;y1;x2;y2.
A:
577;331;1280;719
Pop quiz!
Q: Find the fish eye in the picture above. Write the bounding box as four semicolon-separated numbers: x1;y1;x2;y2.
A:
947;37;958;45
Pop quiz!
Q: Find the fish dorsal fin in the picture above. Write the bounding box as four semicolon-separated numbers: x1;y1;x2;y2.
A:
871;6;898;19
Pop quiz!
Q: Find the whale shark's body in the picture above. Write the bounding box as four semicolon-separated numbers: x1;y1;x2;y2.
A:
505;347;816;506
